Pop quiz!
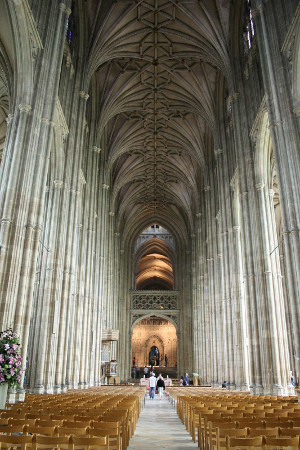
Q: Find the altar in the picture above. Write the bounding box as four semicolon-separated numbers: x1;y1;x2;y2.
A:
140;377;172;388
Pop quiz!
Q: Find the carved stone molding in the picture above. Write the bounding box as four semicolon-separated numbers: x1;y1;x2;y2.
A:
102;329;119;342
214;148;223;159
19;104;31;113
56;99;69;141
130;290;179;310
53;180;63;188
79;91;89;100
250;96;267;147
79;170;86;186
255;183;265;191
131;311;179;328
229;167;238;191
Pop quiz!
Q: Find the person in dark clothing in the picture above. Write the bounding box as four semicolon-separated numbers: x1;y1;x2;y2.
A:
157;374;165;399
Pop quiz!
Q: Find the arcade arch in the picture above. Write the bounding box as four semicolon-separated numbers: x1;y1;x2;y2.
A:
131;315;177;370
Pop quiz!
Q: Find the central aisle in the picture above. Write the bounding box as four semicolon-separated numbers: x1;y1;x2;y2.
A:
128;393;198;449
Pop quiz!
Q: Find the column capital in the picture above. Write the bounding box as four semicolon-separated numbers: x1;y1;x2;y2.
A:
233;225;241;233
92;146;101;153
109;211;115;216
255;182;265;191
5;114;14;124
102;184;110;190
204;185;211;192
41;117;55;127
19;104;31;113
196;212;202;218
65;7;72;16
58;3;67;13
214;148;223;158
79;91;89;100
53;180;64;188
268;189;275;197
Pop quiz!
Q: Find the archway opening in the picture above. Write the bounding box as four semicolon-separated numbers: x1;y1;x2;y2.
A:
135;224;175;290
131;315;177;376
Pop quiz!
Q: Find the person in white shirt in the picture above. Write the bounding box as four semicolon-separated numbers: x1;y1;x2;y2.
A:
149;373;156;399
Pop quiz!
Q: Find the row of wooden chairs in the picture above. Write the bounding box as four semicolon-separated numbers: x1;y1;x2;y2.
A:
1;387;146;449
207;422;300;449
165;388;300;449
0;433;108;449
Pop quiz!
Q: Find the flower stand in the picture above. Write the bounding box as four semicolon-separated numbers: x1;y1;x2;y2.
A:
0;383;8;410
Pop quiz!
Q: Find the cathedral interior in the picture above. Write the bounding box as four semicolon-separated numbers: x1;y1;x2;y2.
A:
0;0;299;397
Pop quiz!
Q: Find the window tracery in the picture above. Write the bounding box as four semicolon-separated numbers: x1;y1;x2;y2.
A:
243;0;255;52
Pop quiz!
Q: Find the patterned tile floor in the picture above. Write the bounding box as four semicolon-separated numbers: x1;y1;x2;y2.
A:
128;394;198;449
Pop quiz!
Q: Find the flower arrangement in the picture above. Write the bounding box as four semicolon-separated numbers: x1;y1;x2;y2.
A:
0;329;24;387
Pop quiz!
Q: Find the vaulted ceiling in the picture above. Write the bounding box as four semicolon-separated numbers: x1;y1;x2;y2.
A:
85;0;232;242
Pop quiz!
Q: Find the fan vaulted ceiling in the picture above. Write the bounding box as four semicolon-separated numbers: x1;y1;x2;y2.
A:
86;0;231;240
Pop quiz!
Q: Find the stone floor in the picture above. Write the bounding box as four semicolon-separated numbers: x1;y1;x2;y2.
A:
128;393;198;449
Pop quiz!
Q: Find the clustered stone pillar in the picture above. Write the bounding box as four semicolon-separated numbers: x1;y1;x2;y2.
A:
253;0;300;388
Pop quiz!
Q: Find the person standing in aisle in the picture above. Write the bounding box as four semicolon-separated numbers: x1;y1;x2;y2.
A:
156;374;165;399
149;373;157;399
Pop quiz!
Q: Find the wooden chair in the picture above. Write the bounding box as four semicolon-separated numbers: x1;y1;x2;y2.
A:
90;420;120;445
0;424;26;435
262;436;300;449
35;419;64;427
279;428;300;438
63;421;91;428
31;434;71;449
52;414;75;421
57;427;89;437
25;425;59;436
69;435;108;449
88;427;121;450
0;434;33;449
216;427;249;450
207;421;237;450
225;435;263;449
248;428;279;438
8;418;36;426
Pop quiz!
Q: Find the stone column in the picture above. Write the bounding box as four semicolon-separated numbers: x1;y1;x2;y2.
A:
254;0;300;383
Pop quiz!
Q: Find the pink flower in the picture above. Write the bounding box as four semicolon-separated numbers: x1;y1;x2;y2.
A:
0;373;5;382
0;354;4;363
10;368;15;376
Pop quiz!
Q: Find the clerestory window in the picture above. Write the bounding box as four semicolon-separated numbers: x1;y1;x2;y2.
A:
243;0;255;51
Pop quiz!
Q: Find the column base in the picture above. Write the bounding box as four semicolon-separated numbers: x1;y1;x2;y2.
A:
227;383;236;391
32;385;46;394
241;382;250;391
250;384;264;395
78;382;89;390
7;389;26;404
53;385;68;394
271;384;285;396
